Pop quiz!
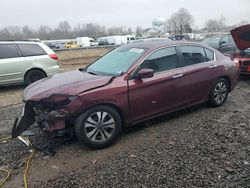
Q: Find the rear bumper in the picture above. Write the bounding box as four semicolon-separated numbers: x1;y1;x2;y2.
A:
45;65;61;77
239;65;250;74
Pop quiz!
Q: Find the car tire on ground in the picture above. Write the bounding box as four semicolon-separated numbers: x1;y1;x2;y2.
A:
25;69;46;85
75;105;122;149
209;78;229;107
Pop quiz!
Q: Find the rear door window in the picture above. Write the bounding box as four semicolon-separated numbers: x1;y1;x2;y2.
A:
140;47;178;73
0;44;20;59
179;46;207;66
17;43;47;57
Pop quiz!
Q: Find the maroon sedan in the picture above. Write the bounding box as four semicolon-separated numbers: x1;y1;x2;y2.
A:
13;38;238;148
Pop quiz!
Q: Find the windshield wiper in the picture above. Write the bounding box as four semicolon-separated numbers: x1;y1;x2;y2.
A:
87;71;97;75
79;67;97;75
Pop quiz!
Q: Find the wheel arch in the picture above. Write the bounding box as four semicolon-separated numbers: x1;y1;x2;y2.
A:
24;68;47;81
219;76;231;92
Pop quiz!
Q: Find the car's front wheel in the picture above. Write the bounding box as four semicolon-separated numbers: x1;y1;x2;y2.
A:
75;105;122;149
209;78;229;107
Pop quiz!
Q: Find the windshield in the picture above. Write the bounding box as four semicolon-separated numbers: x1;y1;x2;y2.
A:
243;48;250;58
202;36;222;44
86;47;146;76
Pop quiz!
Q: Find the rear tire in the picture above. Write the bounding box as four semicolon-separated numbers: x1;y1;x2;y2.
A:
75;105;122;149
25;69;46;85
209;78;229;107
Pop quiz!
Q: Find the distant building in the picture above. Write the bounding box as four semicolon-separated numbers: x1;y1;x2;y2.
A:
142;28;160;38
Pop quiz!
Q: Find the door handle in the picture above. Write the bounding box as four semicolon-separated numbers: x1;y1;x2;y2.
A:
172;74;183;79
209;64;217;69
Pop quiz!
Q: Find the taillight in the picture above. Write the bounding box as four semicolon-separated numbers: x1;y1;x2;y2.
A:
49;54;58;60
233;58;240;69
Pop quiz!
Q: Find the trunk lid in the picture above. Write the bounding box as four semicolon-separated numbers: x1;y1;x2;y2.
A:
230;24;250;50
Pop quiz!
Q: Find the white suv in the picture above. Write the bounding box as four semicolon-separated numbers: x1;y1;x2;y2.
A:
0;41;60;86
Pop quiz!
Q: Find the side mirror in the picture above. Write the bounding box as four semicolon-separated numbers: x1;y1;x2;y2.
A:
136;68;154;79
219;41;226;46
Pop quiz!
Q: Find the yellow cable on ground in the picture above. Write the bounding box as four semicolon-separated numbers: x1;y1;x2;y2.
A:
0;136;12;186
23;149;36;188
0;136;37;188
0;168;11;187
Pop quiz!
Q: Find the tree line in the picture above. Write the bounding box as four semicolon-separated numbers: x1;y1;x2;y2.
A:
0;8;248;40
0;22;140;40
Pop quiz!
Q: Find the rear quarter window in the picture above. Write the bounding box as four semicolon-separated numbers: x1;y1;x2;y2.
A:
17;43;47;57
204;48;215;61
0;44;20;59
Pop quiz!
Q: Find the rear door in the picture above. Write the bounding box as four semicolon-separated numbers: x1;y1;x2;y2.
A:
178;45;219;105
16;43;49;72
128;46;185;122
0;43;27;85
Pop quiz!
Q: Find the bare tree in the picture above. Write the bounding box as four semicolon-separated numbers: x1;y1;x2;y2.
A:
167;8;194;34
22;26;35;39
37;25;53;40
56;21;72;39
135;26;143;37
205;16;227;32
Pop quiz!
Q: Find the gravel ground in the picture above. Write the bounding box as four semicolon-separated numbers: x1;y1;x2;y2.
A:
0;79;250;188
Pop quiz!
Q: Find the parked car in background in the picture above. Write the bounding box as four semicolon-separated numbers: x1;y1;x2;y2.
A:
168;34;190;41
13;38;238;149
76;37;90;47
230;24;250;75
202;34;237;55
44;42;60;50
0;41;60;86
64;41;78;48
97;38;109;46
89;39;99;46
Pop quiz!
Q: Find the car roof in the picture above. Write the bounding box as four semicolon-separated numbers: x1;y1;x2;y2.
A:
125;38;208;50
0;41;42;44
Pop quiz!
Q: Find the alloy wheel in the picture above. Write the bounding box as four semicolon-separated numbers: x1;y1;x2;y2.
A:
214;81;227;104
84;111;115;142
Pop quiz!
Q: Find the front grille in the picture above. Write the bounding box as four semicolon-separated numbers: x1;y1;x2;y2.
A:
243;61;250;66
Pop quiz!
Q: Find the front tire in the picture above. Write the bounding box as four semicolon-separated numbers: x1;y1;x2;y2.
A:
209;78;229;107
75;105;122;149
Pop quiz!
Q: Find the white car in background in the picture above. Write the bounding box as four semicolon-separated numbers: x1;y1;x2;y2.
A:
0;41;60;86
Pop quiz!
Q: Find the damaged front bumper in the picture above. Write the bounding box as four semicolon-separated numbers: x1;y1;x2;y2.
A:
12;102;36;138
12;95;76;138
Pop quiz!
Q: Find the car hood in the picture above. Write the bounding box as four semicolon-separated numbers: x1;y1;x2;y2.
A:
23;70;112;101
230;24;250;50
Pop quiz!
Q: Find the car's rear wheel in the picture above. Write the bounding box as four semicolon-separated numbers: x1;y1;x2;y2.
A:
25;69;46;85
209;78;229;107
75;105;122;149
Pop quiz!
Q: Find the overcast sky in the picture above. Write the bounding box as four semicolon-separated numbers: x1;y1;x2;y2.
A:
0;0;249;29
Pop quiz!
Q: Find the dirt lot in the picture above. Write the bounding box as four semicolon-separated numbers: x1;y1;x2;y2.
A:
0;49;249;187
